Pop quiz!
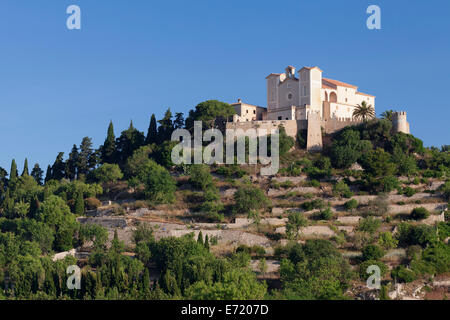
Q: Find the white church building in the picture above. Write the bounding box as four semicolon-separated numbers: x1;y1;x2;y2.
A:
231;66;375;122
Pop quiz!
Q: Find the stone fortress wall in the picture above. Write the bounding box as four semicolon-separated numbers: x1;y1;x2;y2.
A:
226;111;410;152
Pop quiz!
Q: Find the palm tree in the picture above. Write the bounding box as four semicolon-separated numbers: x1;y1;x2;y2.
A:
380;109;394;121
353;101;375;121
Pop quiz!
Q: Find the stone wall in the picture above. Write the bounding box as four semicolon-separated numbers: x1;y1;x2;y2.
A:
226;119;305;138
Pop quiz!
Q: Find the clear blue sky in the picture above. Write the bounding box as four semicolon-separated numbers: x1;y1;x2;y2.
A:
0;0;449;172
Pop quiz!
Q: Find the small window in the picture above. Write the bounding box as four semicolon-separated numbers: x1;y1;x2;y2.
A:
288;93;293;100
278;116;282;120
253;110;256;114
246;110;248;113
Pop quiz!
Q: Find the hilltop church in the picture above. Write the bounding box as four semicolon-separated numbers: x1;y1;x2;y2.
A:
227;65;409;151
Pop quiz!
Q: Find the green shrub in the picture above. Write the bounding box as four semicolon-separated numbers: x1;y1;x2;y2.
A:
85;197;101;210
358;217;381;235
233;185;269;214
317;207;333;220
402;187;417;197
378;232;398;250
396;223;437;248
362;244;385;261
307;179;321;188
332;180;353;198
93;163;124;183
440;181;450;201
410;207;430;220
344;199;358;211
391;266;416;283
189;164;213;190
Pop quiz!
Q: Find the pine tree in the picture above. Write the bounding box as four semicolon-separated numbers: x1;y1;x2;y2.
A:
21;158;29;176
145;114;158;145
74;191;85;215
157;109;174;143
116;121;145;165
78;137;94;176
31;163;44;185
102;121;116;164
174;112;185;129
9;159;18;182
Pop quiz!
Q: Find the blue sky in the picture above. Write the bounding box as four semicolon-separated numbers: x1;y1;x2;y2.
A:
0;0;449;172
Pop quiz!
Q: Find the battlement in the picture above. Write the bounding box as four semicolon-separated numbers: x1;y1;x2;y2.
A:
392;111;407;117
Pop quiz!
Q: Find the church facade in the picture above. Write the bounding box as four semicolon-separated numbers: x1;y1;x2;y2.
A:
231;65;375;123
227;65;409;152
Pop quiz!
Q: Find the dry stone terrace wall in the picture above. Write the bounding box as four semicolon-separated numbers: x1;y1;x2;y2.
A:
388;203;447;214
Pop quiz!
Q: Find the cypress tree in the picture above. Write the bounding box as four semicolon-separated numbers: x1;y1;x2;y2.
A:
197;231;204;245
145;114;158;145
204;235;210;250
51;152;65;180
66;145;79;180
74;191;85;215
21;158;29;176
141;268;151;299
9;159;18;182
44;165;52;183
102;121;116;164
29;196;40;219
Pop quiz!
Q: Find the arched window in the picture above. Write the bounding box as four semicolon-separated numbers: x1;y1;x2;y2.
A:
329;92;337;103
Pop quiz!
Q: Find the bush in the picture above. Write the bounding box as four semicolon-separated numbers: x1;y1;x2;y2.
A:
440;181;450;201
130;159;176;204
301;199;325;211
307;179;321;188
332;180;353;198
278;126;295;156
93;163;123;183
391;266;416;283
378;232;398;250
344;199;358;211
233;185;269;214
396;223;437;248
189;164;213;191
215;165;246;178
362;244;385;261
359;260;388;280
85;197;101;210
410;207;430;220
402;187;417;197
314;157;331;170
317;207;333;220
358;217;381;235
